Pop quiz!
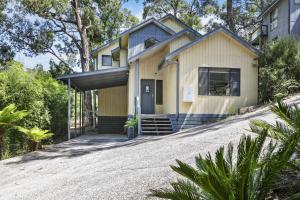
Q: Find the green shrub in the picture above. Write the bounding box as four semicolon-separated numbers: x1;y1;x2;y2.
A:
18;127;53;151
0;61;68;158
258;37;300;102
0;104;28;159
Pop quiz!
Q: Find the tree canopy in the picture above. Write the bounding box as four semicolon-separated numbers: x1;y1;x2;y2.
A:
2;0;138;71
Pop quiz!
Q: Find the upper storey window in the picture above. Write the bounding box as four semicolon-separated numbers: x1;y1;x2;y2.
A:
270;8;278;31
102;55;112;66
144;37;159;49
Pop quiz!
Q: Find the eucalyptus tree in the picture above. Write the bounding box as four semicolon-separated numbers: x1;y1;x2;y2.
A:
142;0;203;31
4;0;138;124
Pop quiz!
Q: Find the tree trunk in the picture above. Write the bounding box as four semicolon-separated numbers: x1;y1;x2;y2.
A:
71;0;93;126
226;0;236;33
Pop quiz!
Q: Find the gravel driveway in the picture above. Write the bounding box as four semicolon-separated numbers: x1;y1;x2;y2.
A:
1;95;300;200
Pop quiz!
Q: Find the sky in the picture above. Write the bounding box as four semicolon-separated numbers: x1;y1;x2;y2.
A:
14;0;219;70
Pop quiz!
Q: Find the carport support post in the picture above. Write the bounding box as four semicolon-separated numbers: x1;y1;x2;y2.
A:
74;88;77;137
67;78;71;140
79;91;82;135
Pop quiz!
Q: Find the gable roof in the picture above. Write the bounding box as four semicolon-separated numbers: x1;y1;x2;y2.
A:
92;18;176;54
128;29;197;63
159;14;201;37
165;26;261;61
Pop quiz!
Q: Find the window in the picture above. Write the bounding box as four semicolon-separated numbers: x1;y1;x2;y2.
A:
144;37;159;49
296;0;300;4
198;67;240;96
102;55;112;66
270;8;278;31
156;80;163;105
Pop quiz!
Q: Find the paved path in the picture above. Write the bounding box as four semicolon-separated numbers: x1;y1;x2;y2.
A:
1;95;300;200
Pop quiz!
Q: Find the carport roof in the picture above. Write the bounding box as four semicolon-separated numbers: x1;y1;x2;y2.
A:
57;67;129;91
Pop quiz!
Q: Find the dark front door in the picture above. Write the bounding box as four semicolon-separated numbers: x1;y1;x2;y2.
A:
141;79;155;114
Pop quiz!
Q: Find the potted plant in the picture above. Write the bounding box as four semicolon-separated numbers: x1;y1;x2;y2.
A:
124;115;138;139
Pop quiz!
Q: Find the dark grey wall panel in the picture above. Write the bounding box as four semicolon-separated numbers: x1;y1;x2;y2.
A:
169;114;228;132
97;116;127;134
290;0;300;36
262;0;289;41
128;23;171;58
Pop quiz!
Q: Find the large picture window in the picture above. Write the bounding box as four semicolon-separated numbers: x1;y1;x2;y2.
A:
198;67;240;96
270;8;278;31
102;55;112;66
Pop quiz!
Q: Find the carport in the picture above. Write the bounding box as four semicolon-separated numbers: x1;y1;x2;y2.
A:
57;67;129;140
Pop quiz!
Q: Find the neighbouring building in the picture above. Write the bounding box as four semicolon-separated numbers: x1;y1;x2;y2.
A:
252;0;300;46
59;14;260;138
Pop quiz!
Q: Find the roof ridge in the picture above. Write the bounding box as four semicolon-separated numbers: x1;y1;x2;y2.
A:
165;26;260;60
92;18;176;54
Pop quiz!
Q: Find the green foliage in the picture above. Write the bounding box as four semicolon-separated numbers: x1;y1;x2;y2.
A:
18;127;53;142
150;100;300;200
143;0;202;31
18;127;53;151
258;37;300;102
0;104;28;159
3;0;138;70
0;104;28;128
250;100;300;169
124;115;138;128
0;62;68;158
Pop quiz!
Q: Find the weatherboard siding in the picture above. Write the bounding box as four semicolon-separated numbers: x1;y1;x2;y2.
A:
98;85;128;116
128;23;171;58
161;18;186;33
161;63;177;114
96;41;119;69
169;35;192;52
127;64;135;115
177;32;258;115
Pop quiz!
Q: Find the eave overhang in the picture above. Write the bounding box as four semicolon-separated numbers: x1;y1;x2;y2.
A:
57;67;129;91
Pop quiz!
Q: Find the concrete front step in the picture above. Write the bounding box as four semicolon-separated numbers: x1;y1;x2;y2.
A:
141;116;173;135
142;130;173;135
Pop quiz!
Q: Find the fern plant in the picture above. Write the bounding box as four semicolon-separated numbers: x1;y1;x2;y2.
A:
0;104;27;159
250;100;300;170
18;127;53;151
124;114;138;128
150;101;300;199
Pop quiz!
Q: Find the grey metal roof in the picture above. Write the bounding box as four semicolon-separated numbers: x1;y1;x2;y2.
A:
166;26;261;61
91;18;176;54
128;29;198;63
57;67;129;91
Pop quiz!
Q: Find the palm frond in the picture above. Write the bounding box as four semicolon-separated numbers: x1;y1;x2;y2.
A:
0;104;28;128
149;179;205;200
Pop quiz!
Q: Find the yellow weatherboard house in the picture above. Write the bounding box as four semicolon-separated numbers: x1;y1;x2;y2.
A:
59;14;259;137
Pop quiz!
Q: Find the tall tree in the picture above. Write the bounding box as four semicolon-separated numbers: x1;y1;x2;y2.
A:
0;0;15;65
211;0;272;37
142;0;203;31
3;0;138;125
